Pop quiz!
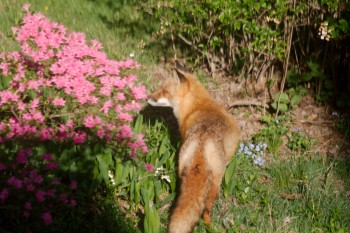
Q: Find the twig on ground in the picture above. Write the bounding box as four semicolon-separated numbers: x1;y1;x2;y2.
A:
229;100;269;109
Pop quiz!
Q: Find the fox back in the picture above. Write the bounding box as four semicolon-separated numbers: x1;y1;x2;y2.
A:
148;65;240;233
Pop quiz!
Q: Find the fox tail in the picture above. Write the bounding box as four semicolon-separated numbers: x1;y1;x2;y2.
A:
168;152;211;233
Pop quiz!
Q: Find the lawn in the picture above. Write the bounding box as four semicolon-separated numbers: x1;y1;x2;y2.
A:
0;1;349;233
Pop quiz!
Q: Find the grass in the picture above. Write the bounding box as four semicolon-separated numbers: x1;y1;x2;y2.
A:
193;154;350;233
1;1;350;233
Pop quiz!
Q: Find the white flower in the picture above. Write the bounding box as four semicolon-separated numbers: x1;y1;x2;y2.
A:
108;170;115;185
161;175;171;183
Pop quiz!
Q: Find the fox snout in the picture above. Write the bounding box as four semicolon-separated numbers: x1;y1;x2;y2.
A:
147;95;172;107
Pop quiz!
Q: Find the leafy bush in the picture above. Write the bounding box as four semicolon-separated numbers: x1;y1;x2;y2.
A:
143;0;288;76
142;0;350;109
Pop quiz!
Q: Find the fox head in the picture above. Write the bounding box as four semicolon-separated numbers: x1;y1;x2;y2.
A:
148;62;213;121
147;62;189;109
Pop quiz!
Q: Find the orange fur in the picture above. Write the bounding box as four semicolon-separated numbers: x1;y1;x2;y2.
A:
148;67;240;233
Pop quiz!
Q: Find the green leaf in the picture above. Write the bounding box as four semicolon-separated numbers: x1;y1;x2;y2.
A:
301;73;313;81
144;204;160;233
114;159;123;185
338;19;349;32
154;192;176;209
133;114;143;133
279;103;288;113
274;92;289;103
96;155;108;184
271;102;277;110
159;138;167;156
290;94;302;107
141;186;150;205
69;162;78;180
0;75;11;90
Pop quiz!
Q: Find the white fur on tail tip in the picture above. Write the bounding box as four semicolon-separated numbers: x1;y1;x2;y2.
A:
147;97;172;107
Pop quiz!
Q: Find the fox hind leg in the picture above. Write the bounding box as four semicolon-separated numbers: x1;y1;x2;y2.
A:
202;181;220;225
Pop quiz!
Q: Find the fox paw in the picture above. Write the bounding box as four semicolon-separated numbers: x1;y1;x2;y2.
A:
203;211;211;225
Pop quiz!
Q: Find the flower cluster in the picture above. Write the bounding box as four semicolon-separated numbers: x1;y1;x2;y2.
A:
0;147;77;226
318;22;332;41
237;142;268;167
154;167;171;183
0;5;148;156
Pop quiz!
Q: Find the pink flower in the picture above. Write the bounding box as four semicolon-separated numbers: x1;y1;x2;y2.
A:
27;80;41;90
0;62;10;76
30;171;43;184
27;184;35;191
132;86;147;100
73;131;87;144
36;190;46;202
0;90;19;105
46;162;58;170
101;100;113;114
141;146;148;153
16;149;28;164
118;124;133;139
96;129;105;138
0;188;9;203
70;180;77;190
23;210;30;218
116;93;126;101
22;3;31;12
42;211;53;225
40;128;52;141
52;178;61;185
69;199;77;207
7;176;23;188
83;115;100;128
24;201;32;210
59;193;68;204
46;189;55;197
124;101;141;111
31;111;44;123
30;98;39;109
42;153;52;160
0;162;5;170
0;122;6;131
52;97;66;106
66;119;74;128
17;101;26;110
118;112;133;122
144;163;154;172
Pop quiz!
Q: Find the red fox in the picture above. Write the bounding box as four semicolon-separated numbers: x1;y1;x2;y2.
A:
148;62;240;233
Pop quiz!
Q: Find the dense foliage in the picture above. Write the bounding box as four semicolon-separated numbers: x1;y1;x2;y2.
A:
143;0;350;107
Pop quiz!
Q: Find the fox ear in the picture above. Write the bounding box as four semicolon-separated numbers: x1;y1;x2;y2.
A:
174;60;187;83
175;60;185;71
175;68;187;83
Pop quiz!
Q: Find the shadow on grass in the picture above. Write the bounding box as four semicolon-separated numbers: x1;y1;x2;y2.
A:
140;105;180;147
87;0;172;62
0;140;138;233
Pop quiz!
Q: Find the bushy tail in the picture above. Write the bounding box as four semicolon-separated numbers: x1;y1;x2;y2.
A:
168;152;211;233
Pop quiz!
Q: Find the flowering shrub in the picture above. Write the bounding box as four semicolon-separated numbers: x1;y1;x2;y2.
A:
0;146;77;228
0;5;147;156
0;4;149;230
